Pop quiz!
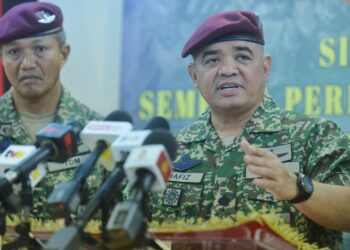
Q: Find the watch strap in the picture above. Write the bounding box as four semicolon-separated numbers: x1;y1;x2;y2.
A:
288;173;313;204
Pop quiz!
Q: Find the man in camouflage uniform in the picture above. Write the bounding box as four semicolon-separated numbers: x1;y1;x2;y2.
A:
0;2;104;220
150;10;350;249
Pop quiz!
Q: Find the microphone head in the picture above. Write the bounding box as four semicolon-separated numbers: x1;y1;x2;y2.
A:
144;116;169;130
64;120;83;138
143;129;177;161
105;110;133;123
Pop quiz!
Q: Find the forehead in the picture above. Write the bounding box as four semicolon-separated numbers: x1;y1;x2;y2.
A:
196;40;262;58
2;34;57;47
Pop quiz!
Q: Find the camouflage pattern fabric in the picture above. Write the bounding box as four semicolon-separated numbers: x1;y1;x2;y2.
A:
0;86;104;220
150;94;350;250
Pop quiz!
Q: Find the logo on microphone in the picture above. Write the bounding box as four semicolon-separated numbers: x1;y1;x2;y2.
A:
4;150;26;158
157;152;172;182
86;124;127;131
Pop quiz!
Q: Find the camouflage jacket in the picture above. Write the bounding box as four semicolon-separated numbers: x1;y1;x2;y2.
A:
150;95;350;250
0;86;104;220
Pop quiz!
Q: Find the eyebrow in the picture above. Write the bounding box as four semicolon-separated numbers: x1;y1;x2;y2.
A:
200;45;254;60
200;49;220;61
233;45;253;56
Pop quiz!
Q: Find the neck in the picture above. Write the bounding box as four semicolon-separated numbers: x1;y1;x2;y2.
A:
211;104;260;137
13;83;62;115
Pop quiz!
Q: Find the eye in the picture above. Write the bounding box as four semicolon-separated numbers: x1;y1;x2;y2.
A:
203;57;220;66
236;54;252;62
6;48;20;57
35;46;48;53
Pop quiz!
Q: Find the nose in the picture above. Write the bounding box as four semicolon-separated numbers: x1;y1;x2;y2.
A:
20;51;36;70
217;57;239;76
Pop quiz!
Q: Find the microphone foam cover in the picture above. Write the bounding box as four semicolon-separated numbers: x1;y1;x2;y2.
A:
105;110;133;123
144;116;169;130
143;129;177;160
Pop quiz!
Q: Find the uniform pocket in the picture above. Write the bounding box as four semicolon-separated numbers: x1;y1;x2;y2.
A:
245;180;295;225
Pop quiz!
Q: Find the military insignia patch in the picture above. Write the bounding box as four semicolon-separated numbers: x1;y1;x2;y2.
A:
36;11;56;24
163;187;182;207
173;154;201;171
0;137;11;153
0;123;11;136
263;143;292;162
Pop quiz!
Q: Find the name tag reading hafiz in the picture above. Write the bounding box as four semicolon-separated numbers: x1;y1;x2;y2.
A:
169;172;204;183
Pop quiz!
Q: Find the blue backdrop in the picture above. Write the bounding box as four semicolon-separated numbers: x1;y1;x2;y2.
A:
121;0;350;133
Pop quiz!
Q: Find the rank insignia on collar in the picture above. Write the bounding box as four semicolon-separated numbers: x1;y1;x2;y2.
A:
0;123;11;136
173;154;201;171
163;188;182;207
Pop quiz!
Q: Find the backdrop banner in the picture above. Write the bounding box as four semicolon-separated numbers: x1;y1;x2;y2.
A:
121;0;350;133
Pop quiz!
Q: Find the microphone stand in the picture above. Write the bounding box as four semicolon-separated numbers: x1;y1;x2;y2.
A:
103;170;164;250
2;179;45;250
46;162;126;250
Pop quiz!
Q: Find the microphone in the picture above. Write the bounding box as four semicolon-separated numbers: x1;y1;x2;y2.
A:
81;111;133;171
46;110;133;220
122;130;176;191
0;145;46;189
46;118;170;249
111;116;171;164
0;121;81;205
0;145;37;176
104;130;176;249
143;116;170;130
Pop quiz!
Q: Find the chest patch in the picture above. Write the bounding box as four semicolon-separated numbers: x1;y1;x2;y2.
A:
163;187;182;207
0;123;11;136
263;143;292;162
173;154;201;171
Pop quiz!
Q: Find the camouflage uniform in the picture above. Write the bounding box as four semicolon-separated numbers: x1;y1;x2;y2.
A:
151;95;350;250
0;86;104;220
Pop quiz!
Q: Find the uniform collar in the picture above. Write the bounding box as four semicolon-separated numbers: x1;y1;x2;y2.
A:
177;94;282;144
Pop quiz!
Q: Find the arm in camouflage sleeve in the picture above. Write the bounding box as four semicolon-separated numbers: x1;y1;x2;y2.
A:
241;138;350;231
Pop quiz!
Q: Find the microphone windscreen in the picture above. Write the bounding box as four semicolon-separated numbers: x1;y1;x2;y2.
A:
143;129;177;160
144;116;169;130
105;110;133;123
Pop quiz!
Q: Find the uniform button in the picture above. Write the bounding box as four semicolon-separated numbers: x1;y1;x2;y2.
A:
218;194;230;206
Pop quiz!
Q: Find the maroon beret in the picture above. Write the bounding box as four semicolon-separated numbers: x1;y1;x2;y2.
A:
0;2;63;43
182;10;264;58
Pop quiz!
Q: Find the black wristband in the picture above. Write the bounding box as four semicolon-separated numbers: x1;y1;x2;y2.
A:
288;173;314;204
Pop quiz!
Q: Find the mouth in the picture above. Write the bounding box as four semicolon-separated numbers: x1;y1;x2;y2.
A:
18;75;42;83
217;82;243;90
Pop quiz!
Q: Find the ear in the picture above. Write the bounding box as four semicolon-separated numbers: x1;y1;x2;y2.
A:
263;55;272;83
188;63;198;88
60;44;71;67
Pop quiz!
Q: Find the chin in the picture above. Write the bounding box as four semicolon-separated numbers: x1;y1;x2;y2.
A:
19;89;45;99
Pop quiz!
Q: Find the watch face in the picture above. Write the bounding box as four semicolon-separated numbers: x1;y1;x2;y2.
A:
302;176;314;194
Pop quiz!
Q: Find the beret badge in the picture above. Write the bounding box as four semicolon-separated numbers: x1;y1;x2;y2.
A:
36;11;56;24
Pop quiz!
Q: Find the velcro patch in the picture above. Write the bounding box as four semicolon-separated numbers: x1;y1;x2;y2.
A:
163;187;182;207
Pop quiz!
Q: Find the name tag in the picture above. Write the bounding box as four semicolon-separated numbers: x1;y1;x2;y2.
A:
263;144;292;162
169;172;204;183
283;161;300;173
47;153;89;172
246;161;300;179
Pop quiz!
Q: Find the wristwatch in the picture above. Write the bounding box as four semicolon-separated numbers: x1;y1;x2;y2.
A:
288;173;314;204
